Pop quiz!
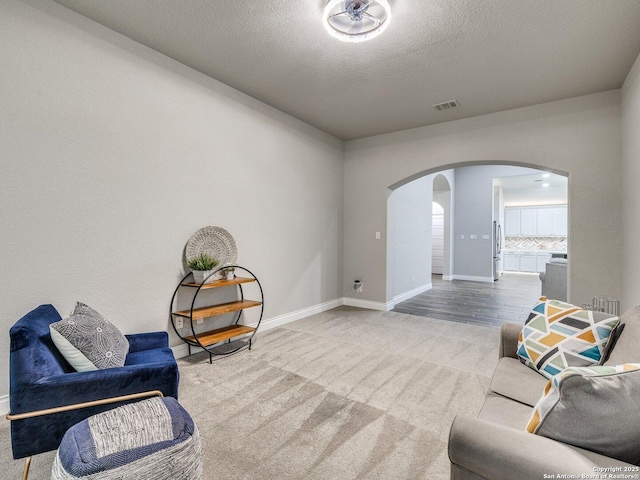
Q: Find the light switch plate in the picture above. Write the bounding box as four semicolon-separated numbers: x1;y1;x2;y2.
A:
482;234;490;240
470;234;478;239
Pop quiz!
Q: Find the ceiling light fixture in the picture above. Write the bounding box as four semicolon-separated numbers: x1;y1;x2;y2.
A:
542;173;551;178
542;183;550;187
324;0;392;43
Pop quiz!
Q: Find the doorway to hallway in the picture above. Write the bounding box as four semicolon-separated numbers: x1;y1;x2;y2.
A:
432;202;444;275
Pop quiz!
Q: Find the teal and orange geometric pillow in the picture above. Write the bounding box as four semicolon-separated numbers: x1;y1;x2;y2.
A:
525;364;640;464
517;297;620;379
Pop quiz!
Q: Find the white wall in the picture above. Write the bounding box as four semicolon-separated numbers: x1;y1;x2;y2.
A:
387;175;433;299
2;0;634;406
453;165;539;281
344;90;622;306
0;0;344;398
503;187;568;207
622;51;640;310
383;170;456;307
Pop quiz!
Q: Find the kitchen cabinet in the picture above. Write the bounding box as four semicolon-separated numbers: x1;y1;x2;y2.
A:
536;207;567;236
503;252;519;271
502;251;556;273
505;209;520;236
519;251;537;272
552;207;568;236
520;210;537;236
504;205;567;237
537;208;554;236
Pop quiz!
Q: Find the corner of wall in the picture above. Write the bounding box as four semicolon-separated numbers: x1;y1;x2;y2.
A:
621;51;640;310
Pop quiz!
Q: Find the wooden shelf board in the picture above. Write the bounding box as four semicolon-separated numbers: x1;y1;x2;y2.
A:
183;325;256;347
172;300;262;319
181;277;256;289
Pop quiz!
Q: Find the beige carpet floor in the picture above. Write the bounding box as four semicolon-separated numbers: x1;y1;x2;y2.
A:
0;306;500;479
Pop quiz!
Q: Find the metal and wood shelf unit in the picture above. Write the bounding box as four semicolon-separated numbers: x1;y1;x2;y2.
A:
170;265;264;363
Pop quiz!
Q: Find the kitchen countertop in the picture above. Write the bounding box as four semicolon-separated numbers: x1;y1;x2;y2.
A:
502;249;567;253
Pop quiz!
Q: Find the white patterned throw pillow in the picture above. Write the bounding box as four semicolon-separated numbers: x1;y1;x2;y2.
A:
50;302;129;371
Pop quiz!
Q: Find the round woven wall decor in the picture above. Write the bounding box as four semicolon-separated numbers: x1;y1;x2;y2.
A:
185;226;238;267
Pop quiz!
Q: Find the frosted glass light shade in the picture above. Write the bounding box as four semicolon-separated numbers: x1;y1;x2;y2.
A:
324;0;392;43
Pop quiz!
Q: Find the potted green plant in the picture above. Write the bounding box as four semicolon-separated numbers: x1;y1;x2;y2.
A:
187;253;220;284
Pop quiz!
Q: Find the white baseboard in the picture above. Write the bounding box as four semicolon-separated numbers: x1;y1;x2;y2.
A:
171;343;205;359
0;394;8;416
392;283;432;305
255;298;343;331
3;295;414;413
450;274;495;283
171;298;343;359
342;297;392;311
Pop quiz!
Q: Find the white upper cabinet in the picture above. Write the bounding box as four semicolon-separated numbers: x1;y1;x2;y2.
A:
536;208;554;236
505;205;567;237
505;209;521;236
520;209;537;236
552;206;568;236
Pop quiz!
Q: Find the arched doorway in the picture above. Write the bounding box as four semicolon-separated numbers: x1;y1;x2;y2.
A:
432;201;444;274
386;163;568;310
432;174;452;279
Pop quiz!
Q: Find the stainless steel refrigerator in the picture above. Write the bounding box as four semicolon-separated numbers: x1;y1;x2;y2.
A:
493;220;502;281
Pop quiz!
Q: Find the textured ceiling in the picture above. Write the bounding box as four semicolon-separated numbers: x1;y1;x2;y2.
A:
52;0;640;140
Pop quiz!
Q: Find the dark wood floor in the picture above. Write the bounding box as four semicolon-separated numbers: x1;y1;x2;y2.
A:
392;273;541;328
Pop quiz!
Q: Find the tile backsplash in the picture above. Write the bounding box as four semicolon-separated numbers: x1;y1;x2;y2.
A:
504;236;567;251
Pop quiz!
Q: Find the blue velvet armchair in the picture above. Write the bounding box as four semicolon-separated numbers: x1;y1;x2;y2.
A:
8;304;180;462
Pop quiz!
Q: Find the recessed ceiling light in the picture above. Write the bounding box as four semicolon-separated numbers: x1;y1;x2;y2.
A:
542;183;550;187
324;0;392;43
542;173;551;178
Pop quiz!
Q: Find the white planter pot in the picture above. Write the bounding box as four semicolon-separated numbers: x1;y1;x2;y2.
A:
192;270;216;284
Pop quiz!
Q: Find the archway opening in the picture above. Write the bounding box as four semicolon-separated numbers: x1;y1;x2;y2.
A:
432;201;444;275
387;162;569;317
432;174;452;280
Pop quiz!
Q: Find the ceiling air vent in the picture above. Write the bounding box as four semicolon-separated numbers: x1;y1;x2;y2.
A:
433;100;459;111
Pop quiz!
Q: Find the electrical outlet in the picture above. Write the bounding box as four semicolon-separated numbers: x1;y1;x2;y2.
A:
175;317;183;329
196;318;203;324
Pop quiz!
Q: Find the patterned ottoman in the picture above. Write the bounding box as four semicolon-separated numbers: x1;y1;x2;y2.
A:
50;397;202;480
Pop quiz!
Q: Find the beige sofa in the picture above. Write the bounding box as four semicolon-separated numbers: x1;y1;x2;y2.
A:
448;306;640;479
539;260;567;302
